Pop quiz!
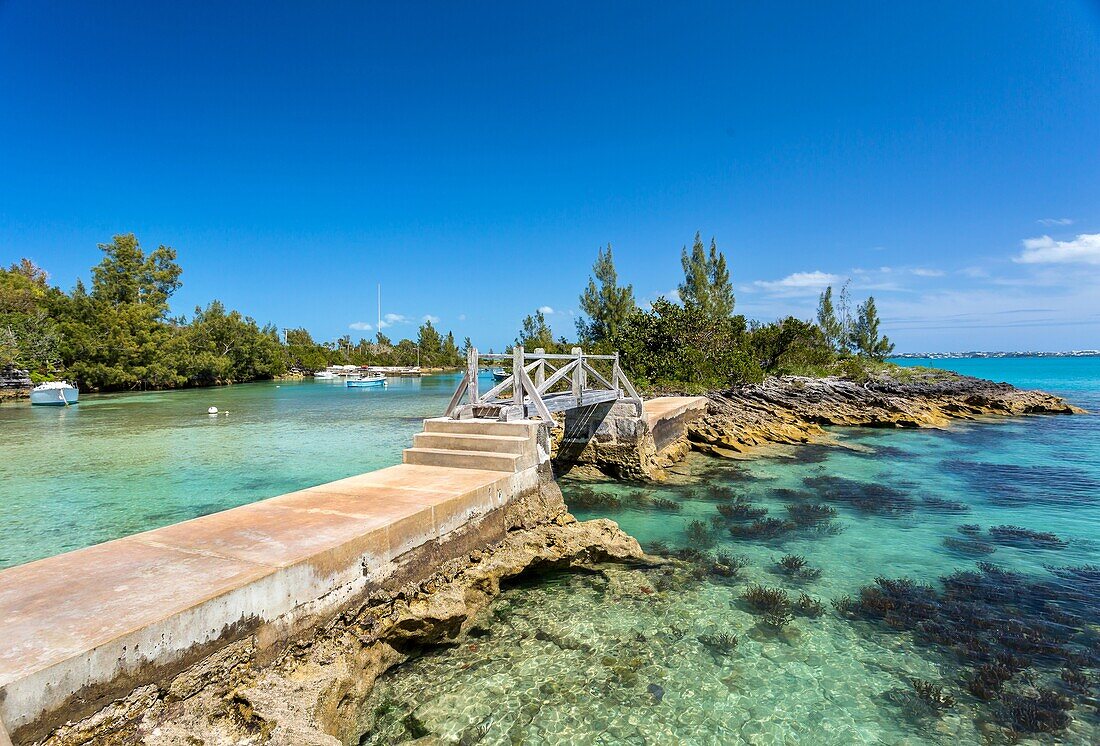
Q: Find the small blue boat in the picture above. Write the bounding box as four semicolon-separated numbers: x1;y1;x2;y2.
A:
347;374;387;388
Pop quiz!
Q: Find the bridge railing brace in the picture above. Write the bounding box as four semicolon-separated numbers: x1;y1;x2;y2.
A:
444;346;642;424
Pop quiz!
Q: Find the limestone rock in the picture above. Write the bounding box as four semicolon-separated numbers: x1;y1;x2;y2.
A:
690;373;1083;458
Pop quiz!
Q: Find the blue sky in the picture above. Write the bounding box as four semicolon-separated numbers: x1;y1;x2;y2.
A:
1;1;1098;352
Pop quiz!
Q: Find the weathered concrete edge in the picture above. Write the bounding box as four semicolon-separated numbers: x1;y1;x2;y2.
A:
1;463;544;741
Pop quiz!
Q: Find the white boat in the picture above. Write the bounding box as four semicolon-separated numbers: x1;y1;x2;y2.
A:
491;367;509;381
30;381;79;406
313;370;337;380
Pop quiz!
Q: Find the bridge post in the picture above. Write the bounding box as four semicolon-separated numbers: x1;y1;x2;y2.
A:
467;347;479;405
570;346;583;403
513;345;525;413
533;347;546;388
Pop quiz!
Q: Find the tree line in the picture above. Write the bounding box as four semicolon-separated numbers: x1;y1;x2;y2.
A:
514;232;895;391
0;234;466;390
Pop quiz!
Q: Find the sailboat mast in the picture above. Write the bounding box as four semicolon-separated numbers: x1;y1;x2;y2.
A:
377;283;381;333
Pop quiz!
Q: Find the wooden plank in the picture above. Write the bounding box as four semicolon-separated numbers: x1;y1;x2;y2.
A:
443;371;469;417
479;374;515;403
533;348;546;388
519;367;554;423
536;358;577;394
513;346;524;410
581;360;615;391
467;348;479;405
571;347;582;401
539;389;620;413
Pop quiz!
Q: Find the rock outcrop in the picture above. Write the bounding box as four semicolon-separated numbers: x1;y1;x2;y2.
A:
35;487;648;746
689;372;1084;458
0;366;31;403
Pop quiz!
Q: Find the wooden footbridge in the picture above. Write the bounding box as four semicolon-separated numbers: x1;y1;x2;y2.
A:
443;347;643;425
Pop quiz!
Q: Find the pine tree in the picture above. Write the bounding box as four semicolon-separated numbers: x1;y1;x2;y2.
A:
708;237;734;317
678;232;711;311
850;296;895;360
516;309;555;350
816;286;844;352
577;243;636;344
836;279;853;352
679;233;734;318
417;320;442;365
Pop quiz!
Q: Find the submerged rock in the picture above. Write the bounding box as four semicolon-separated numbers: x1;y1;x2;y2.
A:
646;682;665;703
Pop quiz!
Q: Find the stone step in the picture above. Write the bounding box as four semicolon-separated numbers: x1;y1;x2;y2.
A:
413;432;531;455
423;417;539;438
402;447;522;473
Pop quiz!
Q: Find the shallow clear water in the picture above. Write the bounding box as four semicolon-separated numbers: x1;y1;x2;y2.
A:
362;357;1100;744
0;373;476;568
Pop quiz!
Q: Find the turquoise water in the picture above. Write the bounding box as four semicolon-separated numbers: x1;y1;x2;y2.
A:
2;359;1097;742
0;373;478;568
362;358;1100;744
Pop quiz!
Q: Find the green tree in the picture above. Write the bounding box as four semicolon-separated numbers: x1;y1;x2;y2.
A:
748;317;833;375
577;243;636;345
0;259;63;375
816;285;844;353
850;296;894;360
679;232;711;312
90;234;181;313
679;232;734;318
515;309;556;350
417;320;443;366
284;327;331;372
707;237;734;317
836;279;853;352
177;301;285;384
608;298;760;391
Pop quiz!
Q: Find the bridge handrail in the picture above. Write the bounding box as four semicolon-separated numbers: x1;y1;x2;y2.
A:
476;352;618;361
444;346;641;423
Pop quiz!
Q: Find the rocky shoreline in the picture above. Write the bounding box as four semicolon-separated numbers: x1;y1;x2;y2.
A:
688;371;1083;459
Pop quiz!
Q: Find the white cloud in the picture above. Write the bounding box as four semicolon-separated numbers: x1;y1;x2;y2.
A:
1015;233;1100;265
348;321;373;331
537;305;554;314
910;268;945;278
377;312;412;329
457;313;467;321
1037;217;1074;227
422;314;440;324
754;271;841;294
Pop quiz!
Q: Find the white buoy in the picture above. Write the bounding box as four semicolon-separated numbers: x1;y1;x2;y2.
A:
208;406;219;415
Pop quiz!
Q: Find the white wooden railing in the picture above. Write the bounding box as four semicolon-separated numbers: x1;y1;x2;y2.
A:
444;346;642;423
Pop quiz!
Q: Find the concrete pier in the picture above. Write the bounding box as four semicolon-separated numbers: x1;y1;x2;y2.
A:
0;401;696;743
556;395;709;479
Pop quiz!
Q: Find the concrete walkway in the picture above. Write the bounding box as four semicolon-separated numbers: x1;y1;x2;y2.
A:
0;461;520;740
0;402;703;742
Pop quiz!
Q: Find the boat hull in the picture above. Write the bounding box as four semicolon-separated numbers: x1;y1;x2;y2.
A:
30;387;79;405
346;378;386;388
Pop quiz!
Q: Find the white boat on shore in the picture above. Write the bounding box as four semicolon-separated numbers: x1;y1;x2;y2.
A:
30;381;79;406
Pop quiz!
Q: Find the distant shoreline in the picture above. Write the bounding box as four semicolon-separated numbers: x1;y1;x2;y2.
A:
892;351;1100;359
